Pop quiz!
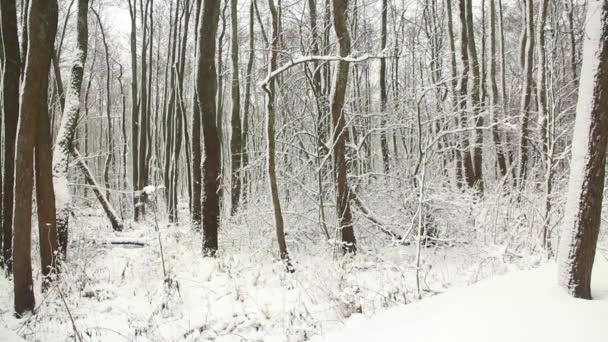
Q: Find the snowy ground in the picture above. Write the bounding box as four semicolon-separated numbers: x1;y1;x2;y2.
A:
312;255;608;342
0;190;604;341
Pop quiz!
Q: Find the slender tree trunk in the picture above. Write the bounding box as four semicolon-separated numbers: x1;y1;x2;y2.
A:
457;0;475;189
241;0;255;205
332;0;356;254
13;0;58;316
489;0;507;178
128;0;141;220
138;0;151;219
465;0;484;193
537;0;549;157
92;8;114;201
229;0;242;215
118;63;128;206
558;1;608;300
1;0;21;273
191;0;203;229
216;0;228;209
566;0;578;87
445;0;462;185
197;0;222;256
264;0;291;267
35;86;59;290
379;0;389;174
518;0;534;187
51;0;89;258
164;0;178;221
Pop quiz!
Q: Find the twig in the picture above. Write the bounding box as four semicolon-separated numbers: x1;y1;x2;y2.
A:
57;285;83;342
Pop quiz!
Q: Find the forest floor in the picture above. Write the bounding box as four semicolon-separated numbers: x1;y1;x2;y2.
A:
312;255;608;342
0;196;603;342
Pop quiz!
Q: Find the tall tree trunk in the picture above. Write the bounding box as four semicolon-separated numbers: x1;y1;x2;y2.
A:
241;0;255;205
51;0;88;258
379;0;389;173
229;0;242;215
191;0;203;229
13;0;58;316
264;0;291;267
308;0;330;241
565;0;578;87
138;0;151;219
1;0;21;273
457;0;475;189
445;0;462;185
465;0;484;192
331;0;356;254
536;0;552;252
537;0;549;157
171;0;192;223
216;0;228;209
91;8;114;201
489;0;508;178
517;0;534;188
197;0;222;256
558;1;608;300
128;0;141;220
164;0;178;221
118;63;128;208
35;81;59;290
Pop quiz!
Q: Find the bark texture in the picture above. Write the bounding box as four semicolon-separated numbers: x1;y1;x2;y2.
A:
264;0;291;266
230;0;242;215
13;0;58;315
196;0;222;256
331;0;356;253
51;0;89;258
557;1;608;300
1;0;21;273
517;0;534;187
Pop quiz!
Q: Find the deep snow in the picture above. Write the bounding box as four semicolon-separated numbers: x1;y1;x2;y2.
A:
312;255;608;342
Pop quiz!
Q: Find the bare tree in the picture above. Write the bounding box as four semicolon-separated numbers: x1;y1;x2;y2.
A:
264;0;291;267
52;0;89;258
196;0;222;256
13;0;58;316
517;0;534;187
488;0;508;178
1;0;21;273
558;0;608;300
379;0;390;174
465;0;484;192
191;0;203;230
229;0;242;215
128;0;141;220
456;0;475;188
331;0;356;253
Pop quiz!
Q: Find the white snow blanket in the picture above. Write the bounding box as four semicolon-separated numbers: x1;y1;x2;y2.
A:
313;258;608;342
0;329;26;342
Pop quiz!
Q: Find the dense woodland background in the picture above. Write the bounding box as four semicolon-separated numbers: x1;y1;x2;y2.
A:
1;0;607;340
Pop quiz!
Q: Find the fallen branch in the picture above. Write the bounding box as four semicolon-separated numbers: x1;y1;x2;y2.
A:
72;148;123;231
93;240;147;247
350;190;410;245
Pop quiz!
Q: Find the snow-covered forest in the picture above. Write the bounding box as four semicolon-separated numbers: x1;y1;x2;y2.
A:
0;0;607;341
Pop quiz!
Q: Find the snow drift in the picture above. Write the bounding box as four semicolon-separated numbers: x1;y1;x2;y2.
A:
313;257;608;342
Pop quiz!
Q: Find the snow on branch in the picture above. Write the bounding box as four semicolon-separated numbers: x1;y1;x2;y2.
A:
258;53;384;88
